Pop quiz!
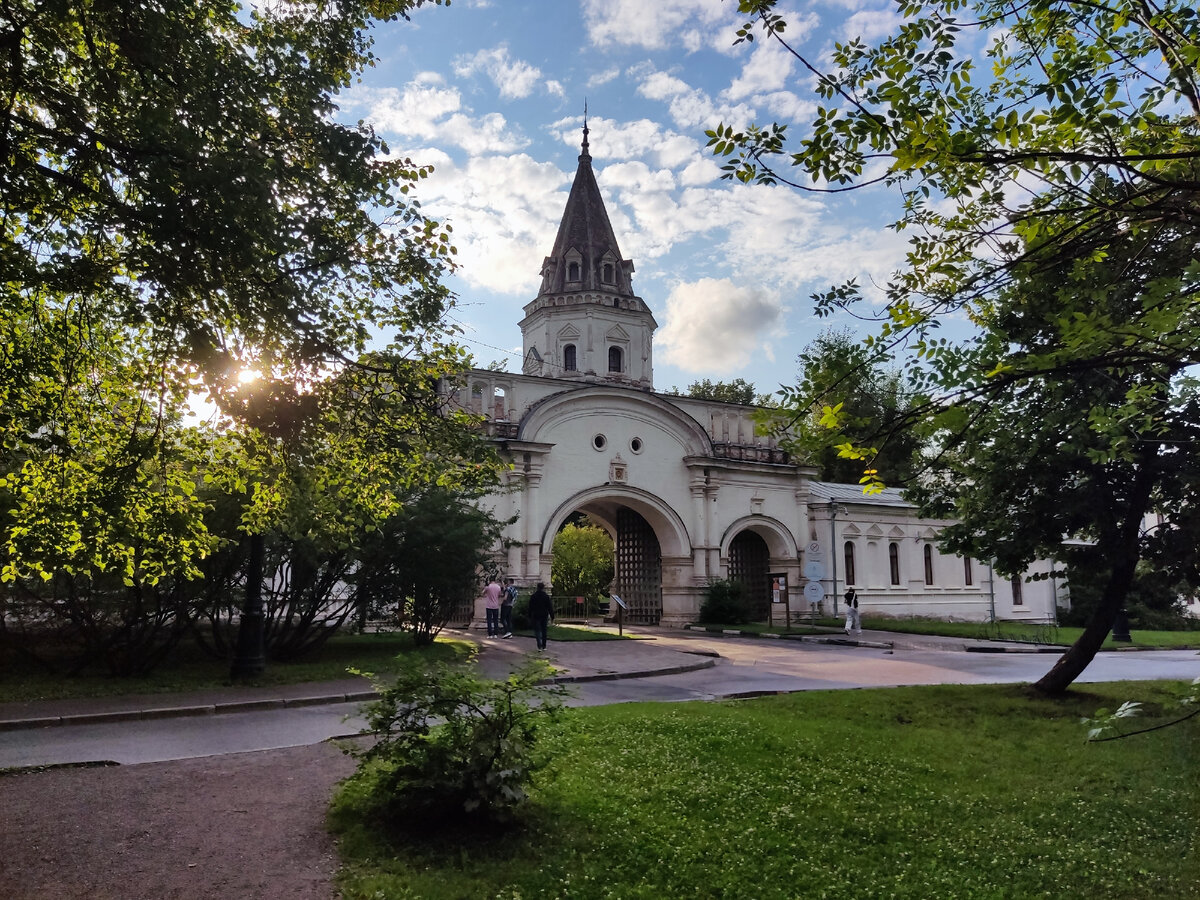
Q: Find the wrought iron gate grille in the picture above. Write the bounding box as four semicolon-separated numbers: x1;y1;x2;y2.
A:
615;507;662;625
729;530;771;621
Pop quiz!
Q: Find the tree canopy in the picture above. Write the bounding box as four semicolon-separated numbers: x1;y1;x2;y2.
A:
0;0;511;674
714;0;1200;691
676;378;771;406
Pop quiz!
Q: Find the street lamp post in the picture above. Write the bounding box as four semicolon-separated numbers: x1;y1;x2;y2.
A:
829;503;847;616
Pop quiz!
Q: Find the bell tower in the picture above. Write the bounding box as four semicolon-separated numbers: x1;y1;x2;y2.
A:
519;119;657;388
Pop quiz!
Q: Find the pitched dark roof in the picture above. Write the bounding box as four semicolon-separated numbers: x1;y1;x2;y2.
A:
539;127;635;297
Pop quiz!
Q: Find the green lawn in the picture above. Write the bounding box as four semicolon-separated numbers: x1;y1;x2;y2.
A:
0;632;469;704
690;616;1200;649
331;681;1200;899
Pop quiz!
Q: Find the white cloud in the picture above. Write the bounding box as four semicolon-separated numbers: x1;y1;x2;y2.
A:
657;278;786;373
411;154;570;294
725;32;796;100
552;116;703;171
343;81;528;154
840;8;903;43
581;0;737;51
454;45;550;99
637;69;756;130
588;66;622;87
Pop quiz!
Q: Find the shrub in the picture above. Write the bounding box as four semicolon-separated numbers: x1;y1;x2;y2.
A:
698;578;751;625
339;655;568;830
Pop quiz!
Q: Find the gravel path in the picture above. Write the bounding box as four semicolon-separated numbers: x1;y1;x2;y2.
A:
0;742;356;900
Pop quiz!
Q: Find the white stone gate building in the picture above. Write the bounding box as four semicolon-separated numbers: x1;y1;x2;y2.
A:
447;128;1059;626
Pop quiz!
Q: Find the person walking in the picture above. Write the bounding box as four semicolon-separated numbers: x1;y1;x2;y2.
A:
844;588;861;635
529;582;554;651
500;578;518;638
483;577;502;637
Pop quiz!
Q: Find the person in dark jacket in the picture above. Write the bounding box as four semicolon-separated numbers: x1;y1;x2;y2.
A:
528;582;554;651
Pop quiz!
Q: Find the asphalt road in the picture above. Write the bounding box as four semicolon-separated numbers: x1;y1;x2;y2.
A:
2;635;1196;769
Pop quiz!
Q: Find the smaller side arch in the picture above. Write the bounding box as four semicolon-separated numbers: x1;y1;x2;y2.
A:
719;515;799;561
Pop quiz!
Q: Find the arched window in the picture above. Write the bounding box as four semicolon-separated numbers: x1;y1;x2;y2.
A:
889;543;901;585
963;556;973;586
923;544;935;585
843;541;856;586
563;344;577;372
567;261;580;282
1011;574;1024;606
608;345;623;372
603;262;614;283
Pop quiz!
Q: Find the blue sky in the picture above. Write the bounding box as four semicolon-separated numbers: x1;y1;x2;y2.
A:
340;0;917;397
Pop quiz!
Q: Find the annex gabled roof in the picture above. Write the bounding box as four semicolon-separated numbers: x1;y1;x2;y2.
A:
539;122;635;297
808;481;914;509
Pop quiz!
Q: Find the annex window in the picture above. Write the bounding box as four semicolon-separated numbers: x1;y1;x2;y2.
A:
923;544;934;586
567;261;580;282
608;345;623;372
964;556;973;586
843;541;856;587
889;542;900;585
1011;574;1024;606
563;344;577;372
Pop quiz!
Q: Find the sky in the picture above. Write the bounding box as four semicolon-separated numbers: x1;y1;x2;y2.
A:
339;0;917;397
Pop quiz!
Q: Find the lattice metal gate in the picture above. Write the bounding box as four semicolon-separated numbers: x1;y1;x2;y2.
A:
728;530;771;621
615;507;662;625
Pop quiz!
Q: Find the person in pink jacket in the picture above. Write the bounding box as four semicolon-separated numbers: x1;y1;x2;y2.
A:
482;577;502;637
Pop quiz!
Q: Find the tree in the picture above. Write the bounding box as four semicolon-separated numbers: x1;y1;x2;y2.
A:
551;521;614;601
713;1;1200;692
784;328;924;484
4;0;454;406
1;0;494;675
353;486;511;646
675;378;768;406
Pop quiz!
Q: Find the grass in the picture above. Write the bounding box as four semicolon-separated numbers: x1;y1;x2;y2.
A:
330;680;1200;899
0;631;470;704
863;617;1200;649
690;616;1200;649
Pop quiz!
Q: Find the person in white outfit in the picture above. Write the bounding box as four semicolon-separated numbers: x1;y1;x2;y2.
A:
844;588;861;635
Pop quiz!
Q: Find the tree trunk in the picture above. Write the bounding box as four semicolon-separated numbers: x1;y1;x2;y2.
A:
1033;548;1137;694
1034;447;1158;694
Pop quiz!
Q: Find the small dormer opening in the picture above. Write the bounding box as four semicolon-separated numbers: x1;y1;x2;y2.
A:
608;346;623;373
613;298;620;307
567;261;580;282
563;344;577;372
602;262;614;283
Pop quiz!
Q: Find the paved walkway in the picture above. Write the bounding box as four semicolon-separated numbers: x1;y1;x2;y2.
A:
0;629;718;733
0;624;1098;733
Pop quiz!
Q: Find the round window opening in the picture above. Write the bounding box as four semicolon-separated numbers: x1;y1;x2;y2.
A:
592;434;607;451
630;437;643;453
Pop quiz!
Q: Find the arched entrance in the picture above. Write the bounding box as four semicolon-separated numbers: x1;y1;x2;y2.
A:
615;507;662;624
728;530;771;620
543;487;685;626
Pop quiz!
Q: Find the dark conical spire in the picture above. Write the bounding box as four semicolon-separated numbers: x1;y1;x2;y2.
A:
581;100;590;159
538;116;634;297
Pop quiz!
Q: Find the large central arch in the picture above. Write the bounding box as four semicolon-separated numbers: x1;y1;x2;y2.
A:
541;485;693;626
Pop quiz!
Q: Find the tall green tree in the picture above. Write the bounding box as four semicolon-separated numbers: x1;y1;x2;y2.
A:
676;378;769;406
784;328;923;485
712;1;1200;692
551;522;614;601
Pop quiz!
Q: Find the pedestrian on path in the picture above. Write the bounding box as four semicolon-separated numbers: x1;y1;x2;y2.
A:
483;577;502;637
844;588;861;635
500;578;517;638
529;582;554;651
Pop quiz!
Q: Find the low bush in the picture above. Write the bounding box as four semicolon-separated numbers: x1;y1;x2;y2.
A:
697;578;751;625
336;654;568;831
